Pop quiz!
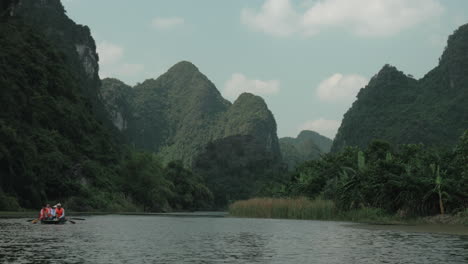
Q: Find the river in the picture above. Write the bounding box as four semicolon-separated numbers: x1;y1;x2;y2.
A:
0;215;467;263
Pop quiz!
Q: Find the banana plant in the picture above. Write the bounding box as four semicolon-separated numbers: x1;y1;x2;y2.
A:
424;163;448;215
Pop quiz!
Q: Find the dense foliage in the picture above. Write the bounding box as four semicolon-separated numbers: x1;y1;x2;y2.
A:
285;131;468;216
193;135;286;208
101;67;283;208
280;130;332;171
332;23;468;152
118;152;213;212
0;18;121;209
0;6;212;212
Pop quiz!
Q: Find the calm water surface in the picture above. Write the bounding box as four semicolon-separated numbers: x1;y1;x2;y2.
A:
0;215;467;263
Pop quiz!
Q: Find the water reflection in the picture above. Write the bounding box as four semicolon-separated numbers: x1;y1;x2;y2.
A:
0;216;467;264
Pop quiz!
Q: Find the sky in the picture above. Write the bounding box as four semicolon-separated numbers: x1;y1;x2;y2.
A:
62;0;468;139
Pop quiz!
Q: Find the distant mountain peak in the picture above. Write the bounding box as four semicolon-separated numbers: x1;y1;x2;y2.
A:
297;130;329;140
438;23;468;71
332;23;468;152
233;93;268;109
279;130;332;171
375;64;405;78
167;61;200;74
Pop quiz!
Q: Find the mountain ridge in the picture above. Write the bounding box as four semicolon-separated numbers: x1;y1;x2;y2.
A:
332;23;468;152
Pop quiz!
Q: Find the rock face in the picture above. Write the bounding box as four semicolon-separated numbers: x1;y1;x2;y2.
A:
332;24;468;152
13;0;113;127
100;79;134;131
280;130;332;170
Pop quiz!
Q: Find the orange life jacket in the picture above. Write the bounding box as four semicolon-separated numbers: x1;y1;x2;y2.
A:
46;207;52;217
56;207;64;218
39;208;46;219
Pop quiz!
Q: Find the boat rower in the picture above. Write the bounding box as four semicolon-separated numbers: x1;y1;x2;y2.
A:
55;203;65;220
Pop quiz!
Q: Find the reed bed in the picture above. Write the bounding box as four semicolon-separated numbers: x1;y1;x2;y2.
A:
229;197;337;220
229;197;399;223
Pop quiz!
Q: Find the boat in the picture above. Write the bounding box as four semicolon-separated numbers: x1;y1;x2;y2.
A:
40;218;67;225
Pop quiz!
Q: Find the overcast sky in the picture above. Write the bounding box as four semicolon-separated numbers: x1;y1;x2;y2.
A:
62;0;468;139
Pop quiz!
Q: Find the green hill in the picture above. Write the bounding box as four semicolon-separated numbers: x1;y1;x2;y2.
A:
0;1;213;211
280;130;332;170
0;6;122;209
332;24;468;152
101;62;283;167
101;64;284;207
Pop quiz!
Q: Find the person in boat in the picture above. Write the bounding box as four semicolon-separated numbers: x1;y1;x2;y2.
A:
50;205;57;219
39;205;48;220
55;203;65;221
45;204;52;219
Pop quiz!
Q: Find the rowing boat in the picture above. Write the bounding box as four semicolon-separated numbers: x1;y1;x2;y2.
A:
40;218;67;225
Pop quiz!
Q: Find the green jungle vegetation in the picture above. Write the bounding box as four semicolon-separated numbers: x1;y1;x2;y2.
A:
101;68;284;208
0;2;212;212
231;131;468;222
1;0;467;220
280;130;333;171
193;135;286;208
332;23;468;152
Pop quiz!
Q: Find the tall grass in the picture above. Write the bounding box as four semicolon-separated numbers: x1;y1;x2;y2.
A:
229;197;397;223
229;197;337;220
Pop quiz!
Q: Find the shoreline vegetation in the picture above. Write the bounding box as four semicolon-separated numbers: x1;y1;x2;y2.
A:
0;211;227;219
228;198;468;226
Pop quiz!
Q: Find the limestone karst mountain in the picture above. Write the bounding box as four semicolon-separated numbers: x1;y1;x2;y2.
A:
280;130;332;170
332;23;468;152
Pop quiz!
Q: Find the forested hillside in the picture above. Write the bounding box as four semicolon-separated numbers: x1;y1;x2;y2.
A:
101;65;284;207
0;10;121;209
102;62;282;167
280;130;332;170
1;0;284;210
0;0;213;211
332;24;468;152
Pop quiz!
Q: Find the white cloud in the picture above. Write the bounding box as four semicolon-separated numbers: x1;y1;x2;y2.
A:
97;41;124;65
115;64;145;77
241;0;300;37
242;0;444;37
299;118;341;139
97;41;144;79
316;73;368;102
223;73;280;100
151;17;185;30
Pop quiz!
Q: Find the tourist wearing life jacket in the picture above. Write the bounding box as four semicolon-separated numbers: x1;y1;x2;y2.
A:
55;203;65;220
45;204;52;219
39;205;48;220
50;205;57;219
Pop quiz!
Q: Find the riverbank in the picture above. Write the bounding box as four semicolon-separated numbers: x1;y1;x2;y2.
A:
0;211;111;219
352;223;468;236
229;198;468;226
0;211;228;219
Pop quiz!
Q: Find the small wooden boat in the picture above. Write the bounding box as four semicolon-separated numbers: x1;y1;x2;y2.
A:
40;218;67;225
